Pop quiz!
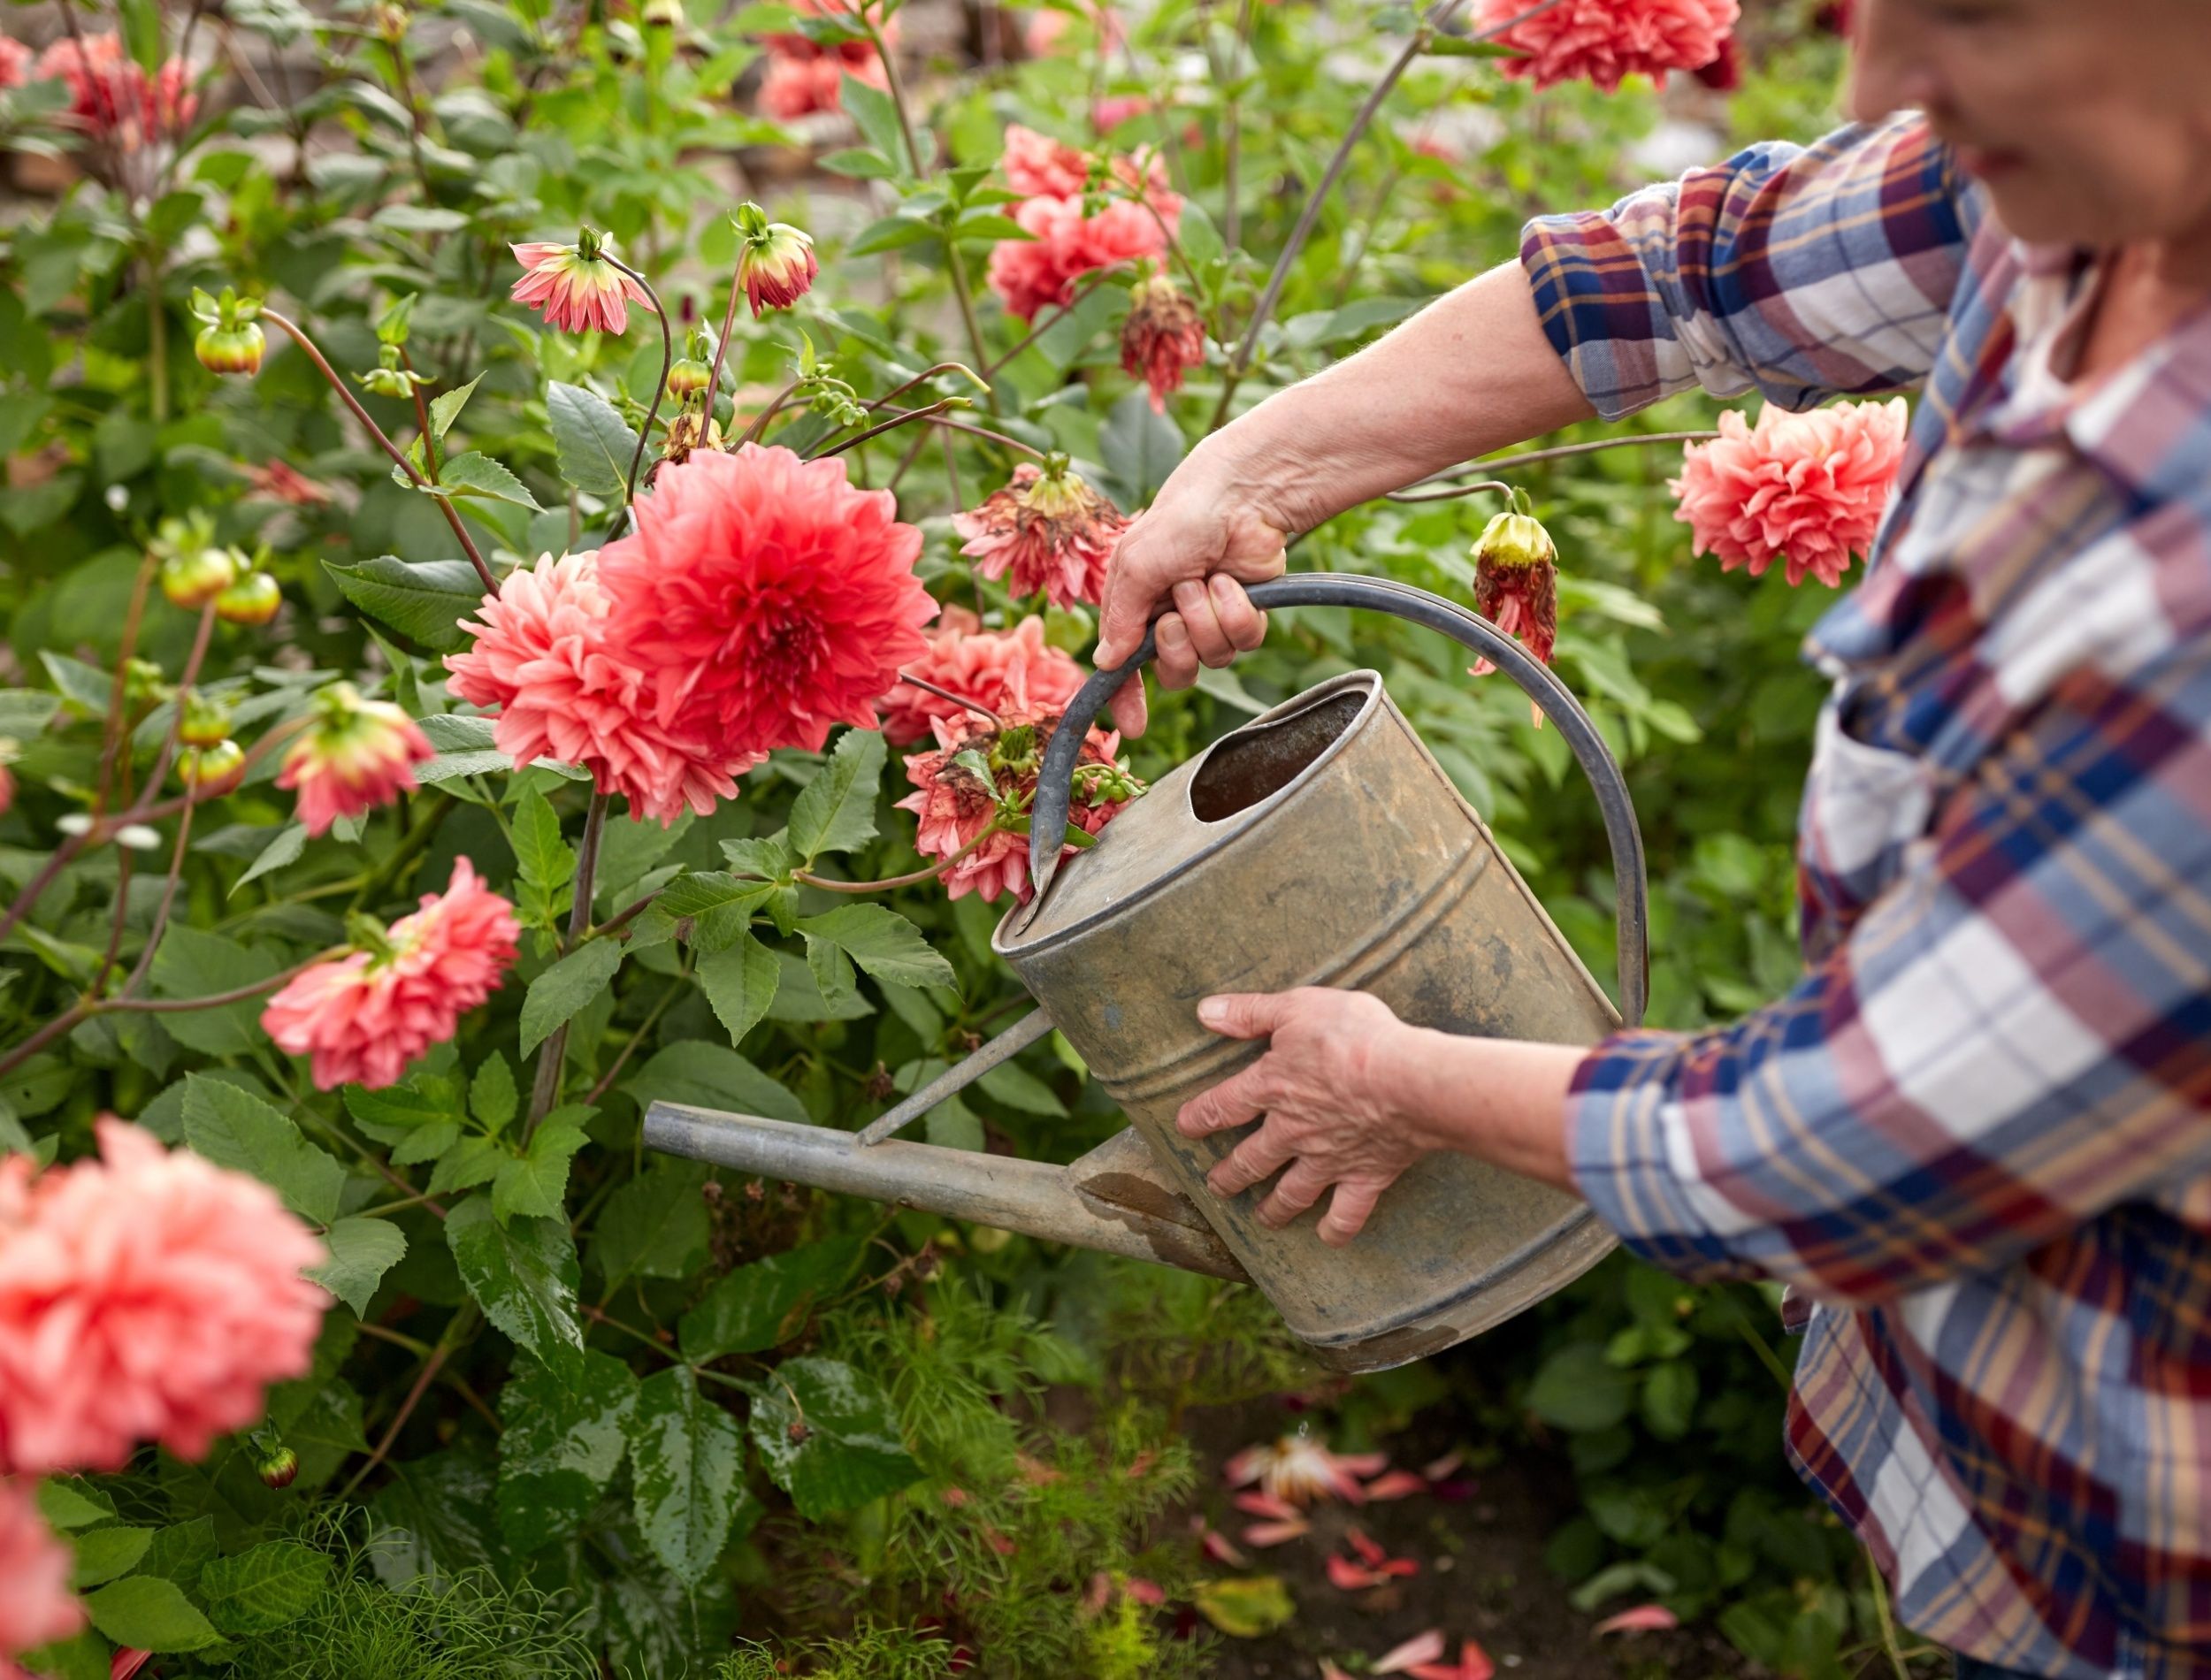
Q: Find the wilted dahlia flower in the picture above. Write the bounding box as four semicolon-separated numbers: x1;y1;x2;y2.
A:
509;229;656;335
1468;511;1560;674
1474;0;1739;92
261;859;520;1090
1671;398;1909;587
731;202;818;317
445;553;763;825
0;1120;326;1476
595;446;937;759
953;458;1129;609
0;1478;82;1664
1120;271;1206;413
277;682;433;837
878;611;1086;747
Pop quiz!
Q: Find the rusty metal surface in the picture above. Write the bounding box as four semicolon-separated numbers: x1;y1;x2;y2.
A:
997;669;1624;1372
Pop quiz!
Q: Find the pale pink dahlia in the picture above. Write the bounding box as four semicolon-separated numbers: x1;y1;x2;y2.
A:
277;682;433;837
1003;124;1092;198
953;459;1128;609
595;446;937;758
445;553;763;825
986;189;1179;323
1671;398;1909;588
895;707;1137;902
1474;0;1739;91
0;1119;326;1476
760;49;887;117
261;859;521;1091
878;610;1086;747
1120;271;1205;413
1224;1432;1387;1508
0;1477;81;1665
509;231;656;335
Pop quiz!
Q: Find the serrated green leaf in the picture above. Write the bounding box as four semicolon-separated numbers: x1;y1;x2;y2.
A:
325;556;485;653
838;72;906;167
135;1518;217;1593
82;1577;219;1653
1098;387;1185;503
434;451;541;509
645;871;778;953
493;1118;587;1222
69;1525;151;1589
629;1367;751;1587
182;1073;345;1225
816;146;900;180
446;1195;583;1369
231;822;307;896
345;1077;465;1147
0;688;60;740
35;1481;115;1531
591;1159;710;1288
845;212;940;257
428;373;484;441
794;904;957;990
517;938;624;1057
471;1052;518;1134
696;933;779;1046
149;928;279;1057
788;729;884;864
308;1216;408;1316
976;1058;1066;1117
546;381;639;499
39;651;113;714
719;834;793;879
426;1134;504;1195
622;1041;807;1124
679;1235;865;1364
746;1356;920;1519
499;1348;637;1554
510;784;574;895
197;1540;333;1635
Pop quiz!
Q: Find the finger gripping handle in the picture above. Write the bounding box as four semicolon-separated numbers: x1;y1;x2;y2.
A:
1026;574;1649;1027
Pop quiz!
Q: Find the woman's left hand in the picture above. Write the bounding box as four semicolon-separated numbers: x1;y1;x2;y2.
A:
1174;989;1434;1246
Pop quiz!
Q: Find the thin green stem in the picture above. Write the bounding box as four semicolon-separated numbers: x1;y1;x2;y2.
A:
601;255;672;524
809;397;973;460
525;791;610;1130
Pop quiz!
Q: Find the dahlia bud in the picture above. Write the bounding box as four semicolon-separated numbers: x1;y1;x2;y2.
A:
189;286;266;378
216;570;282;626
160;546;240;609
178;738;247;794
731;202;818;318
357;347;427;401
179;691;233;749
256;1446;298;1489
1119;271;1205;414
666;355;713;399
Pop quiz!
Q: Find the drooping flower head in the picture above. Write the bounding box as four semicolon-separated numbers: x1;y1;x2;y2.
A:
1467;510;1560;673
277;682;433;837
0;1477;82;1664
1223;1431;1387;1508
509;228;656;335
1474;0;1740;91
595;446;937;758
952;457;1128;609
731;202;819;318
878;610;1086;747
895;705;1140;902
445;552;764;824
0;1119;327;1476
262;859;520;1090
1671;398;1909;588
1120;270;1205;413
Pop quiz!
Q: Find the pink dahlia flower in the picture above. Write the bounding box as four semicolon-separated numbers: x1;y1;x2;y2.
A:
0;1119;326;1476
0;1477;81;1666
595;446;937;758
879;611;1086;747
732;204;818;317
985;188;1179;323
243;459;331;506
261;858;520;1090
1671;398;1909;588
0;767;12;821
953;460;1128;609
509;233;655;335
758;0;896;63
1120;271;1205;413
895;706;1137;902
761;49;888;117
1473;0;1739;92
445;553;763;825
277;682;433;837
34;34;195;146
1003;124;1092;198
0;38;32;90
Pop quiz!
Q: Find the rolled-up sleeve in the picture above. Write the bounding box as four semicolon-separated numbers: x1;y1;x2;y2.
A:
1569;643;2211;1308
1521;111;1971;419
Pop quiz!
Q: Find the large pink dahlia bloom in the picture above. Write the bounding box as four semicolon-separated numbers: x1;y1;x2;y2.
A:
1672;398;1909;588
0;1477;81;1667
1003;124;1093;198
446;554;763;825
877;610;1086;748
0;1120;326;1476
262;859;521;1090
595;446;937;758
1474;0;1739;91
986;190;1178;323
953;461;1128;609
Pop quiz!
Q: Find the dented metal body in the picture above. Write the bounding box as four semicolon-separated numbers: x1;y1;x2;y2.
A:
643;576;1649;1375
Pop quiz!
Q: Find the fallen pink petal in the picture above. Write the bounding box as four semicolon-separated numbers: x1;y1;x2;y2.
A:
1595;1603;1681;1635
1373;1630;1449;1674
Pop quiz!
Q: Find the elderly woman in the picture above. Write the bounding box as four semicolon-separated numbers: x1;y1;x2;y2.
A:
1091;2;2211;1676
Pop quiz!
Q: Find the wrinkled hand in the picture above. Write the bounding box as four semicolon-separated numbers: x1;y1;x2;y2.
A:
1174;989;1430;1247
1094;453;1289;737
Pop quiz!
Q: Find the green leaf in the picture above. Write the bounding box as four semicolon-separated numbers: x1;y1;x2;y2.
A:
1098;387;1185;504
69;1525;151;1589
788;728;884;864
624;1041;809;1125
695;933;780;1045
1192;1575;1296;1638
325;556;485;653
81;1577;219;1653
231;822;307;897
976;1058;1066;1117
591;1160;710;1287
135;1518;217;1593
746;1355;921;1519
1526;1342;1637;1433
547;381;639;499
720;834;793;880
517;938;625;1057
816;146;901;180
181;1073;345;1225
446;1195;583;1369
308;1216;408;1316
795;904;957;990
426;1134;504;1195
499;1348;637;1553
197;1540;333;1635
428;373;484;442
35;1480;115;1531
630;1366;753;1588
0;688;61;740
471;1052;518;1134
645;871;780;953
950;209;1035;244
149;927;279;1057
493;1117;588;1222
679;1235;866;1364
510;784;575;893
1641;1359;1700;1440
838;73;906;168
845;212;942;257
434;451;542;510
345;1077;465;1152
40;651;113;714
18;1631;105;1680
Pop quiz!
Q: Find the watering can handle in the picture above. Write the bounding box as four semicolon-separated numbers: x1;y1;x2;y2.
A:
1026;573;1650;1028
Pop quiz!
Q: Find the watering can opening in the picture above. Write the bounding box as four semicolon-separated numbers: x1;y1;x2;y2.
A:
1188;686;1371;824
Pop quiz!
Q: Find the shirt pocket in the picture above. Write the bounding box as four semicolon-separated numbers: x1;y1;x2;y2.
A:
1799;687;1940;907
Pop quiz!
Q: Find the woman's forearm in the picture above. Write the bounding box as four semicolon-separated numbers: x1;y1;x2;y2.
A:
1381;1025;1587;1194
1205;260;1596;534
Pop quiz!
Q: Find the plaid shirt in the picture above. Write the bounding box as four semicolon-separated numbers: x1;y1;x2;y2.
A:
1522;113;2211;1679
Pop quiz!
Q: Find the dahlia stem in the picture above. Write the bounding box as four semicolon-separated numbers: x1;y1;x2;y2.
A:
1221;0;1255;256
737;377;802;448
92;551;157;818
111;790;198;1003
336;1306;476;1501
261;309;499;597
526;790;610;1131
983;268;1128;378
1210;0;1566;429
1390;431;1723;500
98;949;346;1012
601;255;670;522
866;361;991;412
811;397;972;461
794;837;984;895
705;257;746;428
924;416;1050;462
898;671;1004;726
584;971;686;1104
404;352;440;485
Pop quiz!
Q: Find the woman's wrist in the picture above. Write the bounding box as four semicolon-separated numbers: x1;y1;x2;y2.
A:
1373;1022;1585;1193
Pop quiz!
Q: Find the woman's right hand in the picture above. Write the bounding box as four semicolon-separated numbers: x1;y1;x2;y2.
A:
1094;448;1293;737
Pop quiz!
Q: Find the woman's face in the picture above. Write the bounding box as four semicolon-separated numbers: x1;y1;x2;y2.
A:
1846;0;2211;250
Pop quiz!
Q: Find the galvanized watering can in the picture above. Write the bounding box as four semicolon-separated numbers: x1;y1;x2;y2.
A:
644;575;1649;1373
